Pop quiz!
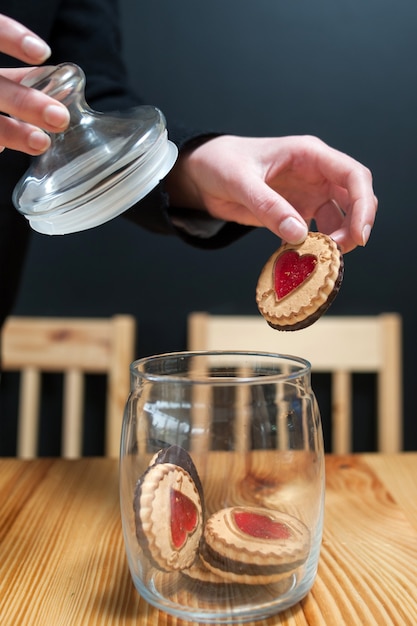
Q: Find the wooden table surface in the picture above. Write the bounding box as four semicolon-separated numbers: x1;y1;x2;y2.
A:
1;453;416;625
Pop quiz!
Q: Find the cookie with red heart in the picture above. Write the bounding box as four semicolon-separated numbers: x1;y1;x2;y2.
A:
256;232;343;331
133;445;204;571
199;506;310;584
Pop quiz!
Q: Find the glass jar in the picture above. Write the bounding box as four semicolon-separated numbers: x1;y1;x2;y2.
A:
119;351;324;623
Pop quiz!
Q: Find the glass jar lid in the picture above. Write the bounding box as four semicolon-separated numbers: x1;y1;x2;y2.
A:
12;63;178;235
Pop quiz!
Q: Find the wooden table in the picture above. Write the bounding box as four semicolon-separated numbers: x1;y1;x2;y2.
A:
1;454;416;625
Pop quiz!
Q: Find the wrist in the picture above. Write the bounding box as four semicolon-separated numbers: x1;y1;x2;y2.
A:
165;134;220;210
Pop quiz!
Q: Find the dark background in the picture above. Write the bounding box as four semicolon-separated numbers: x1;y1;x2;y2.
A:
4;0;417;451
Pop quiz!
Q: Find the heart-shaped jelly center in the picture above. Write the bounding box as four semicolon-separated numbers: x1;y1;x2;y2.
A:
170;488;198;549
274;250;317;299
233;510;291;540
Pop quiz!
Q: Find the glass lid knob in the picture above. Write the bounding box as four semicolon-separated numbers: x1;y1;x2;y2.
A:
12;63;178;235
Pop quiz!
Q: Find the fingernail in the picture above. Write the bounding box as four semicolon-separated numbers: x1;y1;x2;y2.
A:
280;216;308;244
28;130;51;152
22;35;51;62
43;104;70;129
362;224;371;246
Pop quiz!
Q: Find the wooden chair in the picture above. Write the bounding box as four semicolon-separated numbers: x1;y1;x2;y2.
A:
1;315;136;458
187;312;403;453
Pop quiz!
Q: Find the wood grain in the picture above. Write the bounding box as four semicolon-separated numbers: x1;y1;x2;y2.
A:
0;454;416;625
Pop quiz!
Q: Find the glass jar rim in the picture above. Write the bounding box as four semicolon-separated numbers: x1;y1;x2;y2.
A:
130;350;311;385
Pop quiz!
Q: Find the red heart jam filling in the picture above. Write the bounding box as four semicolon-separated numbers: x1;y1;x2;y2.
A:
170;488;198;549
274;250;317;299
233;510;291;540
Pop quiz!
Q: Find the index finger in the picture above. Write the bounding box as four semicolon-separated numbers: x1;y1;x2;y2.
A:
0;13;51;64
314;143;378;248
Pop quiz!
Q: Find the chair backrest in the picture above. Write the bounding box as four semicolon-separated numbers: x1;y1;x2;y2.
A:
187;312;403;453
1;315;136;458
